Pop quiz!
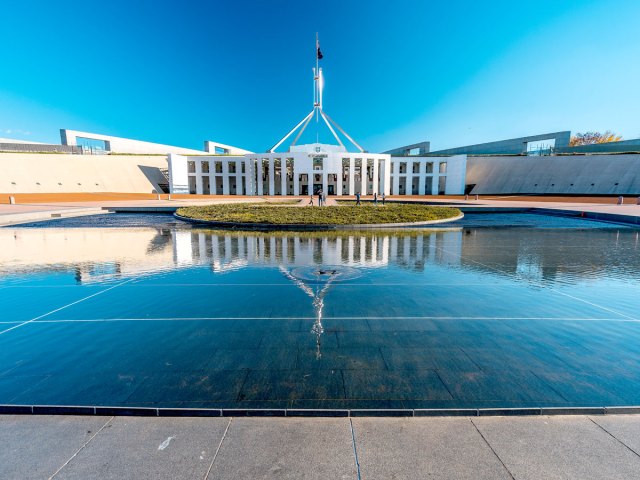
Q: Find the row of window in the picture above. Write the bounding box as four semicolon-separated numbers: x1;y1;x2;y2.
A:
187;159;446;176
187;160;246;174
391;162;447;174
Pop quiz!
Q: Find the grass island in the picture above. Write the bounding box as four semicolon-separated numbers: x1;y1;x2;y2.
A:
175;203;463;230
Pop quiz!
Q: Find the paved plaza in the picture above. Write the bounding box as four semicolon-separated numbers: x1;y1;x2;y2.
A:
2;414;640;479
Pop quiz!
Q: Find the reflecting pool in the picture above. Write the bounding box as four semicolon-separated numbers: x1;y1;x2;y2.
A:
1;213;639;410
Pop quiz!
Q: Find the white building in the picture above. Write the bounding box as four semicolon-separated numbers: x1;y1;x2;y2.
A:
168;53;466;197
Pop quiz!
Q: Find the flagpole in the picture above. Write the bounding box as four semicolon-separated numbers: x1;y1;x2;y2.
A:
315;32;319;142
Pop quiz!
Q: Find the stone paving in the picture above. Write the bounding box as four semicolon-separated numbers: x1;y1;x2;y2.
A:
2;414;640;479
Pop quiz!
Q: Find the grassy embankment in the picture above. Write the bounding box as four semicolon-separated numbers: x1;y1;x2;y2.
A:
176;203;461;225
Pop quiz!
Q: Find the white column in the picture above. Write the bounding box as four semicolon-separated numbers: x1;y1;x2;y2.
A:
383;157;391;196
372;158;379;196
257;160;263;196
404;174;411;195
293;170;300;196
195;160;203;194
245;159;253;195
268;158;275;196
322;173;328;198
337;169;343;196
419;174;426;196
392;170;400;196
222;161;230;195
349;158;355;195
236;164;242;195
360;161;367;196
430;176;437;195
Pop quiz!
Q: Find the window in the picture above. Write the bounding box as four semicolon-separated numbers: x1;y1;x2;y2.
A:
229;161;237;174
313;157;323;170
439;162;447;174
399;162;407;174
187;161;196;173
215;161;223;173
412;162;420;174
424;176;433;195
425;162;433;174
286;158;294;179
201;161;210;173
438;176;446;195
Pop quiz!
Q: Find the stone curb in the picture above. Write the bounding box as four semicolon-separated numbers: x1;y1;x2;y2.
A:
173;212;464;231
4;405;640;417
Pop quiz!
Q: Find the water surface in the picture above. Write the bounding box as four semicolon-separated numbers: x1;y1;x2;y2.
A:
1;213;639;409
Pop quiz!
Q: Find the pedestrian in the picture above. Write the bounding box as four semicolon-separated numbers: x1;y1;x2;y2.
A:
617;196;624;205
373;192;378;205
317;189;322;206
308;195;314;206
355;192;361;206
381;193;385;205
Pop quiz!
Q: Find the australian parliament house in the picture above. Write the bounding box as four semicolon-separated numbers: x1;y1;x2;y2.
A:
167;50;466;198
2;40;640;198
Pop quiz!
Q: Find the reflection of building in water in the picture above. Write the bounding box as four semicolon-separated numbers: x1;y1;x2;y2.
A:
3;225;637;285
172;230;463;271
0;227;463;283
0;227;175;283
459;228;640;283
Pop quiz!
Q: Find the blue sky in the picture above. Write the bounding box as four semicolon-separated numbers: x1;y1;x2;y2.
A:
1;0;638;152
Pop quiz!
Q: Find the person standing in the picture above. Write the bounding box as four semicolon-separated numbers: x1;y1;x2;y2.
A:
381;192;385;205
355;192;361;206
373;192;378;205
318;189;323;206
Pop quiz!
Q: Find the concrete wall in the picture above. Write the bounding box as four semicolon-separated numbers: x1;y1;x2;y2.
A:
0;142;81;154
61;129;207;155
430;132;571;156
467;154;640;195
384;141;430;156
203;141;253;155
0;153;167;193
556;138;640;154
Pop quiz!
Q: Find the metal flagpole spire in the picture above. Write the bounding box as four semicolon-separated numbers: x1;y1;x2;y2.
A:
269;33;365;153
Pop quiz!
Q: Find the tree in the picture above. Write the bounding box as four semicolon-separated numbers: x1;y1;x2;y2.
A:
569;131;622;146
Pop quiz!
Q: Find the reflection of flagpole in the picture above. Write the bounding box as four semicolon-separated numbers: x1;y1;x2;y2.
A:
280;266;339;360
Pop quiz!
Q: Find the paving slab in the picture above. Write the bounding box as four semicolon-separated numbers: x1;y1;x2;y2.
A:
352;417;511;480
590;414;640;454
55;416;229;480
208;417;357;479
0;414;109;480
473;415;640;480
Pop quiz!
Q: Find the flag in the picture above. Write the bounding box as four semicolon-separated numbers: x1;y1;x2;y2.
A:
317;44;323;60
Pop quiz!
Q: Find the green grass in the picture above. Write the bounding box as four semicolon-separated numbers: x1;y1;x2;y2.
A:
176;203;461;226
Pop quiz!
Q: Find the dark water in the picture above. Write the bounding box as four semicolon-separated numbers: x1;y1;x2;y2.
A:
1;213;639;409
